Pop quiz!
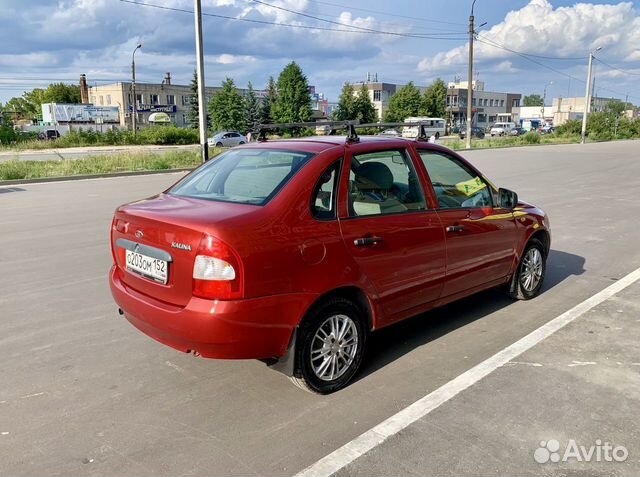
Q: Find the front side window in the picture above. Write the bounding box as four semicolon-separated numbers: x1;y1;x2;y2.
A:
170;149;314;205
419;151;493;209
348;149;426;217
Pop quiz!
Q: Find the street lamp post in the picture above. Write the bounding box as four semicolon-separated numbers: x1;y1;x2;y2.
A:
581;46;601;144
542;81;553;124
131;44;142;135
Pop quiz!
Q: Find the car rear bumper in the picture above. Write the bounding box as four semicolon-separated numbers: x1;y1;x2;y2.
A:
110;266;317;359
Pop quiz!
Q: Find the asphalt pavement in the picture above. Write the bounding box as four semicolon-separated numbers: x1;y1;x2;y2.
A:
1;140;639;476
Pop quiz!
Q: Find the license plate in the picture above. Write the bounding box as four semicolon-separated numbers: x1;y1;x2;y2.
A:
125;249;168;284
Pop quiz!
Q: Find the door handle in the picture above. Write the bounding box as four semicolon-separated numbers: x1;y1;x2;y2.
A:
354;236;383;247
446;225;465;233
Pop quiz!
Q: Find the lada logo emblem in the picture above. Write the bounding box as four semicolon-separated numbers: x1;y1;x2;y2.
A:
135;230;144;239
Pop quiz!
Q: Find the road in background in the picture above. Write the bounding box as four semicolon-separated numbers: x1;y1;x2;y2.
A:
1;140;639;476
0;144;198;162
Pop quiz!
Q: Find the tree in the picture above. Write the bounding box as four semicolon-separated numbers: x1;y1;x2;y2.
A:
243;82;261;134
186;70;201;129
354;83;377;123
260;76;277;125
606;100;626;116
3;83;81;122
272;62;312;124
208;77;244;132
423;78;447;118
383;82;424;122
334;82;357;120
523;94;544;107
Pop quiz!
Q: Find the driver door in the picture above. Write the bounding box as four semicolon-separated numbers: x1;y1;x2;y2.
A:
417;149;518;298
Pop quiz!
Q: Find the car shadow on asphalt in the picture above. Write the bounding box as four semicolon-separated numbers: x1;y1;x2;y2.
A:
357;249;585;381
0;187;26;194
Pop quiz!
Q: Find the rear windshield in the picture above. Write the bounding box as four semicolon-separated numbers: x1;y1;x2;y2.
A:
169;148;315;205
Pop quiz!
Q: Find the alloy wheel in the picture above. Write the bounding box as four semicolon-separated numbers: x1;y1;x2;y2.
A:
520;247;543;292
310;314;358;381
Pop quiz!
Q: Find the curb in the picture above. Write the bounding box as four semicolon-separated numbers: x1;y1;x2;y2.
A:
0;168;193;186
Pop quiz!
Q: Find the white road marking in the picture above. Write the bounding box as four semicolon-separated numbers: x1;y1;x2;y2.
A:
568;361;597;367
294;266;640;477
503;361;543;367
20;392;48;399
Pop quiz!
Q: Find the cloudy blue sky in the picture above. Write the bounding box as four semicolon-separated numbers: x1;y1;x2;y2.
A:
1;0;640;105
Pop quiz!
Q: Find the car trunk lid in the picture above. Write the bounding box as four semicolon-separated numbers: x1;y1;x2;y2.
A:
111;193;255;306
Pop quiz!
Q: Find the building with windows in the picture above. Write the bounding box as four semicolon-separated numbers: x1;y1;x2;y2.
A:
551;96;620;126
85;73;265;130
446;80;521;130
357;75;429;121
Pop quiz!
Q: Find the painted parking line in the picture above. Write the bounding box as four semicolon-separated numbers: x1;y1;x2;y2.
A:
295;266;640;477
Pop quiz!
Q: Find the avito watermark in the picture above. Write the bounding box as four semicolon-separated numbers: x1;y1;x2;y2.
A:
534;439;628;464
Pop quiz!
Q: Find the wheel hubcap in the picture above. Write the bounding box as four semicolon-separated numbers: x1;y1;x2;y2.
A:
310;314;358;382
520;247;543;292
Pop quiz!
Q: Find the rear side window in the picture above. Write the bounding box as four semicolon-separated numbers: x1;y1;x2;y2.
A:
170;148;315;205
349;149;426;217
311;161;340;220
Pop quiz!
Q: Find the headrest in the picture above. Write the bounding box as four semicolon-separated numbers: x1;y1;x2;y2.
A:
355;162;393;190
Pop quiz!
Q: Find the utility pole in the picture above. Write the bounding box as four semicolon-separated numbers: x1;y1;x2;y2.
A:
194;0;209;163
465;0;476;149
542;81;553;125
131;44;142;136
580;47;601;144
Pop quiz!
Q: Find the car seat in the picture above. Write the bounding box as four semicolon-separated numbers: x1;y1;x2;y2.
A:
351;162;408;216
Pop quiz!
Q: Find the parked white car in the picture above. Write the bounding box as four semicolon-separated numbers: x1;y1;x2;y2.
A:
208;131;247;147
490;122;516;137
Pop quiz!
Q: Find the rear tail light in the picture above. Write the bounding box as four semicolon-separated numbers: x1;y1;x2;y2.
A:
192;235;243;300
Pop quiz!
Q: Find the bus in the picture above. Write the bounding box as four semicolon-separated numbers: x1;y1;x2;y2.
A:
402;117;446;139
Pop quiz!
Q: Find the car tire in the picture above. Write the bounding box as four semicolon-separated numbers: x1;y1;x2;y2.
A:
239;141;245;145
508;239;546;300
215;142;223;148
435;132;440;139
290;298;367;394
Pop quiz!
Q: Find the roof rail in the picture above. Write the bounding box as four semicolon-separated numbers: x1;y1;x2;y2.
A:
258;120;360;143
257;120;433;143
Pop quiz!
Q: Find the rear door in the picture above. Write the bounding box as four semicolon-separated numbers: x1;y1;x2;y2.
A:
338;146;446;324
416;149;518;297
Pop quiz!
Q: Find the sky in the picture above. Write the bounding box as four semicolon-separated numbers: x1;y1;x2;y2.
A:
1;0;640;105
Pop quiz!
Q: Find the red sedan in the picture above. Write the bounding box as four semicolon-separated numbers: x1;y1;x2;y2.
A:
110;133;550;393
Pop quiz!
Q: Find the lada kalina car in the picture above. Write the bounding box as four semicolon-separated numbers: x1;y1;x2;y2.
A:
110;132;550;394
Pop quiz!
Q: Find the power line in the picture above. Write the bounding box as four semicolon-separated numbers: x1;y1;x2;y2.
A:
476;37;638;102
118;0;467;40
594;57;640;77
306;0;466;28
476;34;585;61
248;0;466;37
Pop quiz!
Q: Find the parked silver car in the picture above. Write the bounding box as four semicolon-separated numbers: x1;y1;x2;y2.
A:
207;131;247;147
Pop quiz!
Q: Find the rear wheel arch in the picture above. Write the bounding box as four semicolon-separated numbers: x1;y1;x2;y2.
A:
301;286;375;332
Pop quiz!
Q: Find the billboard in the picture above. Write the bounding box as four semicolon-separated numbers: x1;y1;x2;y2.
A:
42;103;120;124
128;104;177;113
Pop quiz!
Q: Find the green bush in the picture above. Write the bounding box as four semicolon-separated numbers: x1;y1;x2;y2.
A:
522;132;541;144
0;123;18;144
555;120;582;137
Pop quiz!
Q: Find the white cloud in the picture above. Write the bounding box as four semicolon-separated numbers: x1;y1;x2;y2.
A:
214;54;257;64
418;0;640;73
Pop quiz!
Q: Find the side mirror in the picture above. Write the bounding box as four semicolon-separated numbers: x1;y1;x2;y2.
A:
498;187;518;210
